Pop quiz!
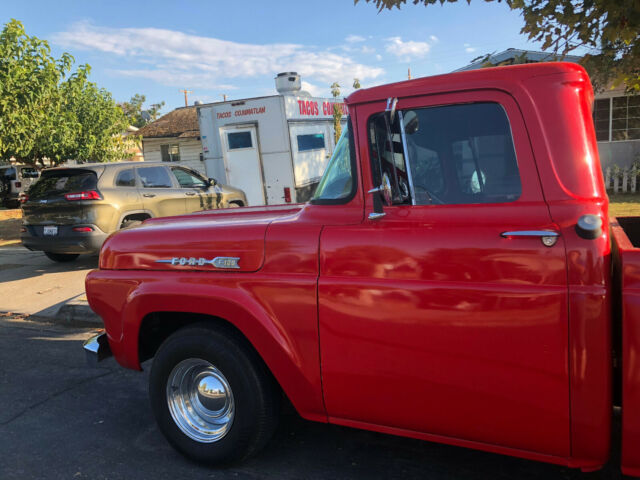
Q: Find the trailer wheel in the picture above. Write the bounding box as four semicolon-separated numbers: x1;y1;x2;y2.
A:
149;324;280;464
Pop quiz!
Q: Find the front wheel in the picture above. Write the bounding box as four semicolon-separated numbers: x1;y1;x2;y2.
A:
44;252;79;262
149;324;280;464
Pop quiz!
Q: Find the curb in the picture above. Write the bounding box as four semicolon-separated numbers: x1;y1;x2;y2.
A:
54;294;103;327
1;294;103;328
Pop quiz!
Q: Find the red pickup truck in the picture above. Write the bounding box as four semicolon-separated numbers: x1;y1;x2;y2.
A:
84;62;640;476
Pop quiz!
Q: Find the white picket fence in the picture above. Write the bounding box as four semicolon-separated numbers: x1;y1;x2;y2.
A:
605;167;639;194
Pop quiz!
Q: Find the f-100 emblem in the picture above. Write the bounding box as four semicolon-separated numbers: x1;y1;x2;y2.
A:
155;256;240;269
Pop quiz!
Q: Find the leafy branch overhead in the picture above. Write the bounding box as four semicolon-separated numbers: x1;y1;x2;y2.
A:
120;94;165;128
0;19;138;165
355;0;640;92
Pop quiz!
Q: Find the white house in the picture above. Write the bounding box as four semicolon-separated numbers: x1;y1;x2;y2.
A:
137;106;205;175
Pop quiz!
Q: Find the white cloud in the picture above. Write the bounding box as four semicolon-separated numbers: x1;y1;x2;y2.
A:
464;43;477;53
385;36;431;61
345;34;366;43
361;46;375;55
53;22;384;91
301;81;322;97
376;54;382;61
430;35;439;43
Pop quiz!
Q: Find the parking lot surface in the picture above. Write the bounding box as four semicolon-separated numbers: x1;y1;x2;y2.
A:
0;315;623;480
0;244;97;318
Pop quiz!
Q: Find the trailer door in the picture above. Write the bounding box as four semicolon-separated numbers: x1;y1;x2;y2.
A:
221;125;265;206
288;122;333;200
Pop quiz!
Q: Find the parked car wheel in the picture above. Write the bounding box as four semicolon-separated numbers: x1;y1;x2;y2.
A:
44;252;80;262
149;324;280;464
120;219;143;229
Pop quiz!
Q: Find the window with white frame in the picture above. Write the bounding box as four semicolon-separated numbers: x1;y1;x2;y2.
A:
593;96;640;142
161;144;180;162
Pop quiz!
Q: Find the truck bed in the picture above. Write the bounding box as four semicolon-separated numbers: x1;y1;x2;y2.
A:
611;217;640;476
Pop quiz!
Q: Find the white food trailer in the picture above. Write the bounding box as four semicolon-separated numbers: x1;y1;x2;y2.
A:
197;72;346;206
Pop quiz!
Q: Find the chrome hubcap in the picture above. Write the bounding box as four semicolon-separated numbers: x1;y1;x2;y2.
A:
166;359;234;443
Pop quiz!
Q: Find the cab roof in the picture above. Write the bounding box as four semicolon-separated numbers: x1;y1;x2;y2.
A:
346;62;587;106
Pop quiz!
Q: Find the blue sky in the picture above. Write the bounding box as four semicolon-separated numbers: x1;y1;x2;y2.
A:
2;0;561;112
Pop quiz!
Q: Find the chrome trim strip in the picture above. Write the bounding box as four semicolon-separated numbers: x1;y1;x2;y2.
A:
398;111;417;206
500;230;560;238
155;256;241;269
368;212;386;220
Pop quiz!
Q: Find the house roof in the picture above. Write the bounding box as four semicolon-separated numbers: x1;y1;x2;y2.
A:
137;106;200;139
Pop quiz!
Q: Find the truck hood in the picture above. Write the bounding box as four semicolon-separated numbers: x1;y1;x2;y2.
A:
99;205;303;271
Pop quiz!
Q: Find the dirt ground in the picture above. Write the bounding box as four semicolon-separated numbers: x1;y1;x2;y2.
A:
0;209;21;243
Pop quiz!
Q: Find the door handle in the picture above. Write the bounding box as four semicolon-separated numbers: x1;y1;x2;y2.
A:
142;193;156;198
185;191;196;196
501;230;559;247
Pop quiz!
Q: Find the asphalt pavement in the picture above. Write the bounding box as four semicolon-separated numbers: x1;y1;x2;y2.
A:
0;315;624;480
0;244;99;324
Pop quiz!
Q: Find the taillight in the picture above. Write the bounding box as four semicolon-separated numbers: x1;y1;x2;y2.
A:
65;190;101;201
284;187;292;203
14;181;21;188
72;226;94;232
19;194;28;203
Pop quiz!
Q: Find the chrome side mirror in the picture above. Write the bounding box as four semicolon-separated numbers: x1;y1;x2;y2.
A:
368;172;392;206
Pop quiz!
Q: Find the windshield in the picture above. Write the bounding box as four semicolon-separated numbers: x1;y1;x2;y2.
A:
311;120;355;203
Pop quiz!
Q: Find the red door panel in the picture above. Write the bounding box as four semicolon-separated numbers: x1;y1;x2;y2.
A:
318;91;570;457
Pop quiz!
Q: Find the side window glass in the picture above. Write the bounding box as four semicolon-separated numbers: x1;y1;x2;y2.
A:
297;133;325;152
3;167;17;181
20;167;39;178
368;114;410;204
115;169;136;187
171;168;207;188
138;167;173;188
402;102;521;205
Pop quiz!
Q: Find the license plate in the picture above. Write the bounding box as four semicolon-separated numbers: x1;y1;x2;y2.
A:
43;226;58;236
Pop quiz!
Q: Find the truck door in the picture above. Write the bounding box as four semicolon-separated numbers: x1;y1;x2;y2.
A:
221;125;265;206
318;90;571;458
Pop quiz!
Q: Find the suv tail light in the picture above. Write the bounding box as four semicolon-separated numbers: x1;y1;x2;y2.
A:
65;190;102;201
14;181;21;188
72;226;94;232
19;194;28;203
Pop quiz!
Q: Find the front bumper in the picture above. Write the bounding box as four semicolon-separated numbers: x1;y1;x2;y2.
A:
83;332;112;366
21;224;108;254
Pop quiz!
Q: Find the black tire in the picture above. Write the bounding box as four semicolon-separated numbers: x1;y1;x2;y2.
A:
44;252;80;262
4;200;20;209
149;323;280;464
120;219;142;229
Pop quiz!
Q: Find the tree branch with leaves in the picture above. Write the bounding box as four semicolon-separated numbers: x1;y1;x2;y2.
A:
355;0;640;92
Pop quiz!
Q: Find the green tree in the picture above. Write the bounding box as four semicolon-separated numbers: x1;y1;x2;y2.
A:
331;82;342;144
120;94;165;128
0;19;132;165
0;19;72;162
353;78;361;89
355;0;640;92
